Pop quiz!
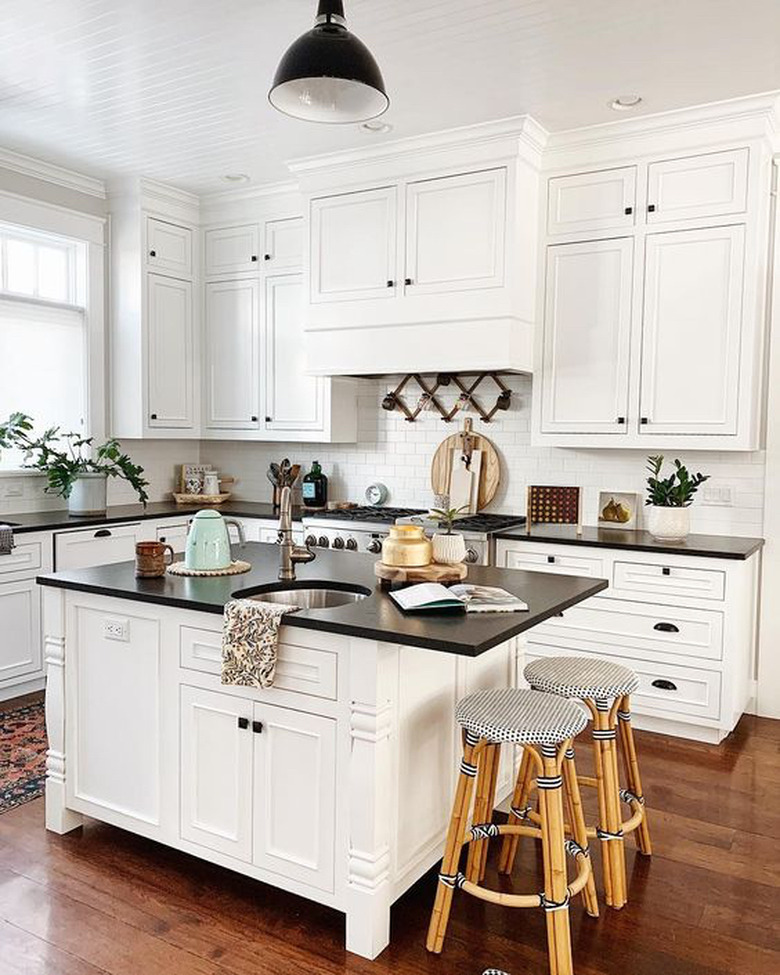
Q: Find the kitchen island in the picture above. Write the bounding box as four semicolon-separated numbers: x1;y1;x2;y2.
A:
37;544;606;959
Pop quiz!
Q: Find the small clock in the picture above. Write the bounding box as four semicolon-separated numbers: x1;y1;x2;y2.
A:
365;482;389;506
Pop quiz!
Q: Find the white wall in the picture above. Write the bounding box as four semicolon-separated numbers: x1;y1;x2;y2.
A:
202;374;766;537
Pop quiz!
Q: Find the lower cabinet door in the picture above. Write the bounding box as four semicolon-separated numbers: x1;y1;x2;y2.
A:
252;702;336;891
180;685;253;862
0;579;42;685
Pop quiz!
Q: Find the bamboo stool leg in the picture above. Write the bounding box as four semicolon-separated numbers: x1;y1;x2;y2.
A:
538;744;573;975
478;742;502;882
617;695;652;856
466;742;500;882
426;736;482;953
592;698;627;910
561;746;599;918
498;745;534;874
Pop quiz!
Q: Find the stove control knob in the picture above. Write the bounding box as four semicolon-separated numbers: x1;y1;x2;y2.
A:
345;537;358;551
464;548;480;564
304;534;317;548
367;538;382;555
317;536;330;549
332;536;345;550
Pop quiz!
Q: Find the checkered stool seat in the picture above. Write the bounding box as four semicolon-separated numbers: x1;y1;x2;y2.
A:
524;656;639;701
455;687;588;746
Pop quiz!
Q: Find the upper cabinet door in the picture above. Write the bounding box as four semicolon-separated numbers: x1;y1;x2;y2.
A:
205;225;260;276
639;225;745;436
404;168;506;295
264;217;303;270
147;274;194;429
265;273;324;434
547;167;637;236
646;149;749;224
541;238;634;434
204;279;260;431
310;186;397;302
146;217;192;277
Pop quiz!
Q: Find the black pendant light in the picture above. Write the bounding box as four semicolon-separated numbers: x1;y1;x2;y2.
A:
269;0;389;124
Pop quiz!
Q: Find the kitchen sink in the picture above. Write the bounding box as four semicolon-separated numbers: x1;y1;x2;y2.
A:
238;582;371;610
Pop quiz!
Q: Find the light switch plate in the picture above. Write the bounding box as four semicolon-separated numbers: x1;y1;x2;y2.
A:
702;485;734;507
104;618;129;642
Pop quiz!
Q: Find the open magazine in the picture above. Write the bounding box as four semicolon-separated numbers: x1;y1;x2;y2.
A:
389;582;529;614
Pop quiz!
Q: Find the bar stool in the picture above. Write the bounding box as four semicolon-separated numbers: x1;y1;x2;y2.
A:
502;656;652;910
427;688;598;975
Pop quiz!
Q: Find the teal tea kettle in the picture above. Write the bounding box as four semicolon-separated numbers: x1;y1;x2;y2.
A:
185;510;246;571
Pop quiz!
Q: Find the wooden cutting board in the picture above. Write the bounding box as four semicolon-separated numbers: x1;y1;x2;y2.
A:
431;423;500;511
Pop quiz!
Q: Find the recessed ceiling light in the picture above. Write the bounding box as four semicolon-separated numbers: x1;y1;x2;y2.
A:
221;173;250;184
609;95;643;111
360;120;393;134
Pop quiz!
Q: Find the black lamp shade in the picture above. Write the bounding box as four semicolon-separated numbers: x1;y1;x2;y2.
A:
269;1;389;124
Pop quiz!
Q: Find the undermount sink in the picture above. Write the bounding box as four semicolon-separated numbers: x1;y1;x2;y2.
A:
239;582;371;610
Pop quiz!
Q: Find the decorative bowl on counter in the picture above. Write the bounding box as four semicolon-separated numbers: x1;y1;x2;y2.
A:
381;524;432;567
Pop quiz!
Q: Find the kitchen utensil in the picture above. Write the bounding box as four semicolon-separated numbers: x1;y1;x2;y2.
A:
135;541;174;578
448;450;474;512
184;510;245;571
380;525;432;567
431;421;500;511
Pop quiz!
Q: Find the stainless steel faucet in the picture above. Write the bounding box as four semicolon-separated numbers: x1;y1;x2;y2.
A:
278;485;315;580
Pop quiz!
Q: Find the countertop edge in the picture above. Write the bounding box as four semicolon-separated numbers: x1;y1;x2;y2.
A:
494;529;765;560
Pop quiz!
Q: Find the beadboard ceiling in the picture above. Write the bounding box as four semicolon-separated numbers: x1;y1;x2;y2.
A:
0;0;779;193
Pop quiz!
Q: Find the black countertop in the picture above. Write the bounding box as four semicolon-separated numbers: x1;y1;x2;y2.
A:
37;543;608;657
3;500;302;534
495;524;764;561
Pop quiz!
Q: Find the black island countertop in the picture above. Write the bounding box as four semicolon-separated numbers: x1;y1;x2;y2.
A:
495;524;764;560
37;543;607;657
5;499;302;534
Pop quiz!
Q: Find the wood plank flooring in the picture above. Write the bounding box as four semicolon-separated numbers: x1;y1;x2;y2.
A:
0;715;778;975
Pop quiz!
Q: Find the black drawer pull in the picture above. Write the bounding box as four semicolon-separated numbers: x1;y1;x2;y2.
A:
387;279;394;288
654;622;680;633
252;720;264;734
624;206;633;215
547;555;556;564
662;567;671;576
94;529;112;538
404;277;413;286
149;249;157;257
616;416;626;424
651;678;677;692
647;204;656;212
237;716;249;729
251;255;258;262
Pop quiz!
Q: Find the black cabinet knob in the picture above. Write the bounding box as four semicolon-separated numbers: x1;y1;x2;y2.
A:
149;249;156;257
547;555;556;564
264;254;271;261
150;413;158;420
616;416;626;424
654;622;680;633
651;678;677;691
647;204;656;213
251;415;258;422
251;255;258;262
252;720;263;734
662;567;671;576
624;206;633;215
404;277;413;286
265;416;272;423
237;716;249;730
386;280;394;288
640;417;649;424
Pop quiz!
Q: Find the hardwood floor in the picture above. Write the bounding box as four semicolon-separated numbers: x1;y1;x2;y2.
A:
0;716;778;975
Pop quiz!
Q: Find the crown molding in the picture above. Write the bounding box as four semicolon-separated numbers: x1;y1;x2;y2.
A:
138;177;200;210
199;179;300;207
0;146;106;199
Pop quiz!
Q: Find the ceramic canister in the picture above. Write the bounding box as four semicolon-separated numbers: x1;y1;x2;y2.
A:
381;524;432;567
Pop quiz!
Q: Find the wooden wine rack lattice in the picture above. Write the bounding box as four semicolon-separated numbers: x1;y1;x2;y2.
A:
381;372;512;423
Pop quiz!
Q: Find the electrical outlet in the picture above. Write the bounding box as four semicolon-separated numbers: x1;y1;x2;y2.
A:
702;485;734;507
103;618;129;642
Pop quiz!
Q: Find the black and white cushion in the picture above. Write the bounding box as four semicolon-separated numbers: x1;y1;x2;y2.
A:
524;656;639;701
455;688;588;746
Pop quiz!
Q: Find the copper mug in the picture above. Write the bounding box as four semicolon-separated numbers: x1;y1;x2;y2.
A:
135;540;174;578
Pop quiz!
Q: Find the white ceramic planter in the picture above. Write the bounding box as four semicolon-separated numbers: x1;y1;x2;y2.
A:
646;505;691;541
68;473;108;515
432;532;466;564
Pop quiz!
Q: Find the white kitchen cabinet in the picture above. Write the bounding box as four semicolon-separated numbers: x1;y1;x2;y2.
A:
547;166;637;236
540;237;633;434
310;186;397;303
252;702;336;891
55;524;143;571
156;521;190;553
204;224;260;276
146;217;193;277
147;274;194;429
0;579;41;685
265;217;303;270
646;149;749;224
639;225;745;436
180;684;254;861
404;168;506;295
204;278;260;432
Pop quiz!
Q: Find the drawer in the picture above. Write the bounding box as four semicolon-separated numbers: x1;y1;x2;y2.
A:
613;559;725;601
0;540;42;577
530;597;724;663
503;547;604;578
180;625;338;700
525;644;722;721
55;523;143;571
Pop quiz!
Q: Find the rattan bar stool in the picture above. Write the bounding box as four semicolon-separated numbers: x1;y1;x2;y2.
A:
426;688;598;975
501;657;652;910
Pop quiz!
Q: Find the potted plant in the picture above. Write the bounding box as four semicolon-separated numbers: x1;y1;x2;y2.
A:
644;455;708;541
0;413;149;515
429;505;469;564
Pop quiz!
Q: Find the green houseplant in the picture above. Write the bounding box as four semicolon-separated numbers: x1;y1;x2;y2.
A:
0;413;149;515
429;505;469;564
645;455;709;541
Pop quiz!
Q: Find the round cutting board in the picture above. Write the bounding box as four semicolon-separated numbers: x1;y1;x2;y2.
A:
430;430;501;511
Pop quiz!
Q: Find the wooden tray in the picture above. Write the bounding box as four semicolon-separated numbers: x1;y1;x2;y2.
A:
431;423;500;511
374;560;468;587
173;492;231;505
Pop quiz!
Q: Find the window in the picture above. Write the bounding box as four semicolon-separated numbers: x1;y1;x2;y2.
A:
0;224;87;470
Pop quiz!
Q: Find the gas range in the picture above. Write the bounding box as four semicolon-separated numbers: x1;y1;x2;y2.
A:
301;506;526;565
